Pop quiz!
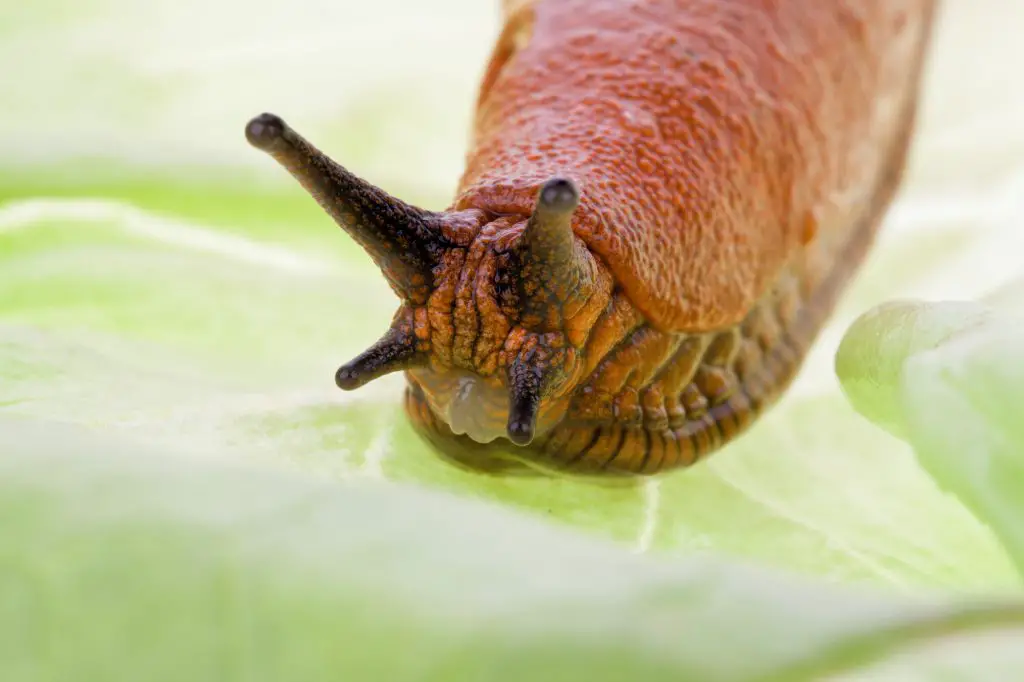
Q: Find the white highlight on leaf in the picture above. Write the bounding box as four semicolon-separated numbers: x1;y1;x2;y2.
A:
633;478;662;554
360;423;393;479
104;384;398;462
0;197;334;276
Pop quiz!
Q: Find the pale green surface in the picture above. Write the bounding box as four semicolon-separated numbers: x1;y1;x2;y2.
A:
4;417;1024;682
3;0;1024;679
836;280;1024;575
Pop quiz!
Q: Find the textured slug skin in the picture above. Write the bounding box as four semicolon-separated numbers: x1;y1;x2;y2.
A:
248;0;940;475
403;0;940;474
462;0;936;333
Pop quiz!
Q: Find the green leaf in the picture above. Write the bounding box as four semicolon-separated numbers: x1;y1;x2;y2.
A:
2;182;1017;590
5;0;1024;677
4;416;1024;682
836;283;1024;573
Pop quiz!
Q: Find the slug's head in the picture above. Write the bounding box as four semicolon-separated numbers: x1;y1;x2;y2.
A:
245;113;610;452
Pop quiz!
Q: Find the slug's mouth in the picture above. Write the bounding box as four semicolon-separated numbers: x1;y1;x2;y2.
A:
402;380;554;476
406;369;514;445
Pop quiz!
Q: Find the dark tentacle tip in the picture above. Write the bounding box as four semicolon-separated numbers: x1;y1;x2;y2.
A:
537;177;580;213
506;418;536;447
245;112;287;151
335;363;364;391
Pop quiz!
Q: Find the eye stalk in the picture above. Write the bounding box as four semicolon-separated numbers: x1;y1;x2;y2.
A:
513;177;594;330
244;112;444;305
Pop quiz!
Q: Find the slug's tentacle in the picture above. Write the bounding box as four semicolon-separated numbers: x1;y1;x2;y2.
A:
513;177;595;330
245;112;444;304
335;314;425;391
505;351;547;445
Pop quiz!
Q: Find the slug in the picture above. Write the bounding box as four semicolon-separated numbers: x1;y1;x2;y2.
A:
245;0;939;475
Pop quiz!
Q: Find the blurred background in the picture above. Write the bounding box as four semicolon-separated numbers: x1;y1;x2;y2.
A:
2;0;1024;588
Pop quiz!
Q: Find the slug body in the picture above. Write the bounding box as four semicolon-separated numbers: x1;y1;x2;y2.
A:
246;0;938;475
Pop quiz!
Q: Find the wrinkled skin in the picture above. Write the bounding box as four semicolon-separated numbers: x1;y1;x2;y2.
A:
246;0;939;475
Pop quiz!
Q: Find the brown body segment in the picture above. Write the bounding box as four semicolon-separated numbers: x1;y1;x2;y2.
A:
246;0;940;475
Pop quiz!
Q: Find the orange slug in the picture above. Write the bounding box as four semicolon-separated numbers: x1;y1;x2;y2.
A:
245;0;939;475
